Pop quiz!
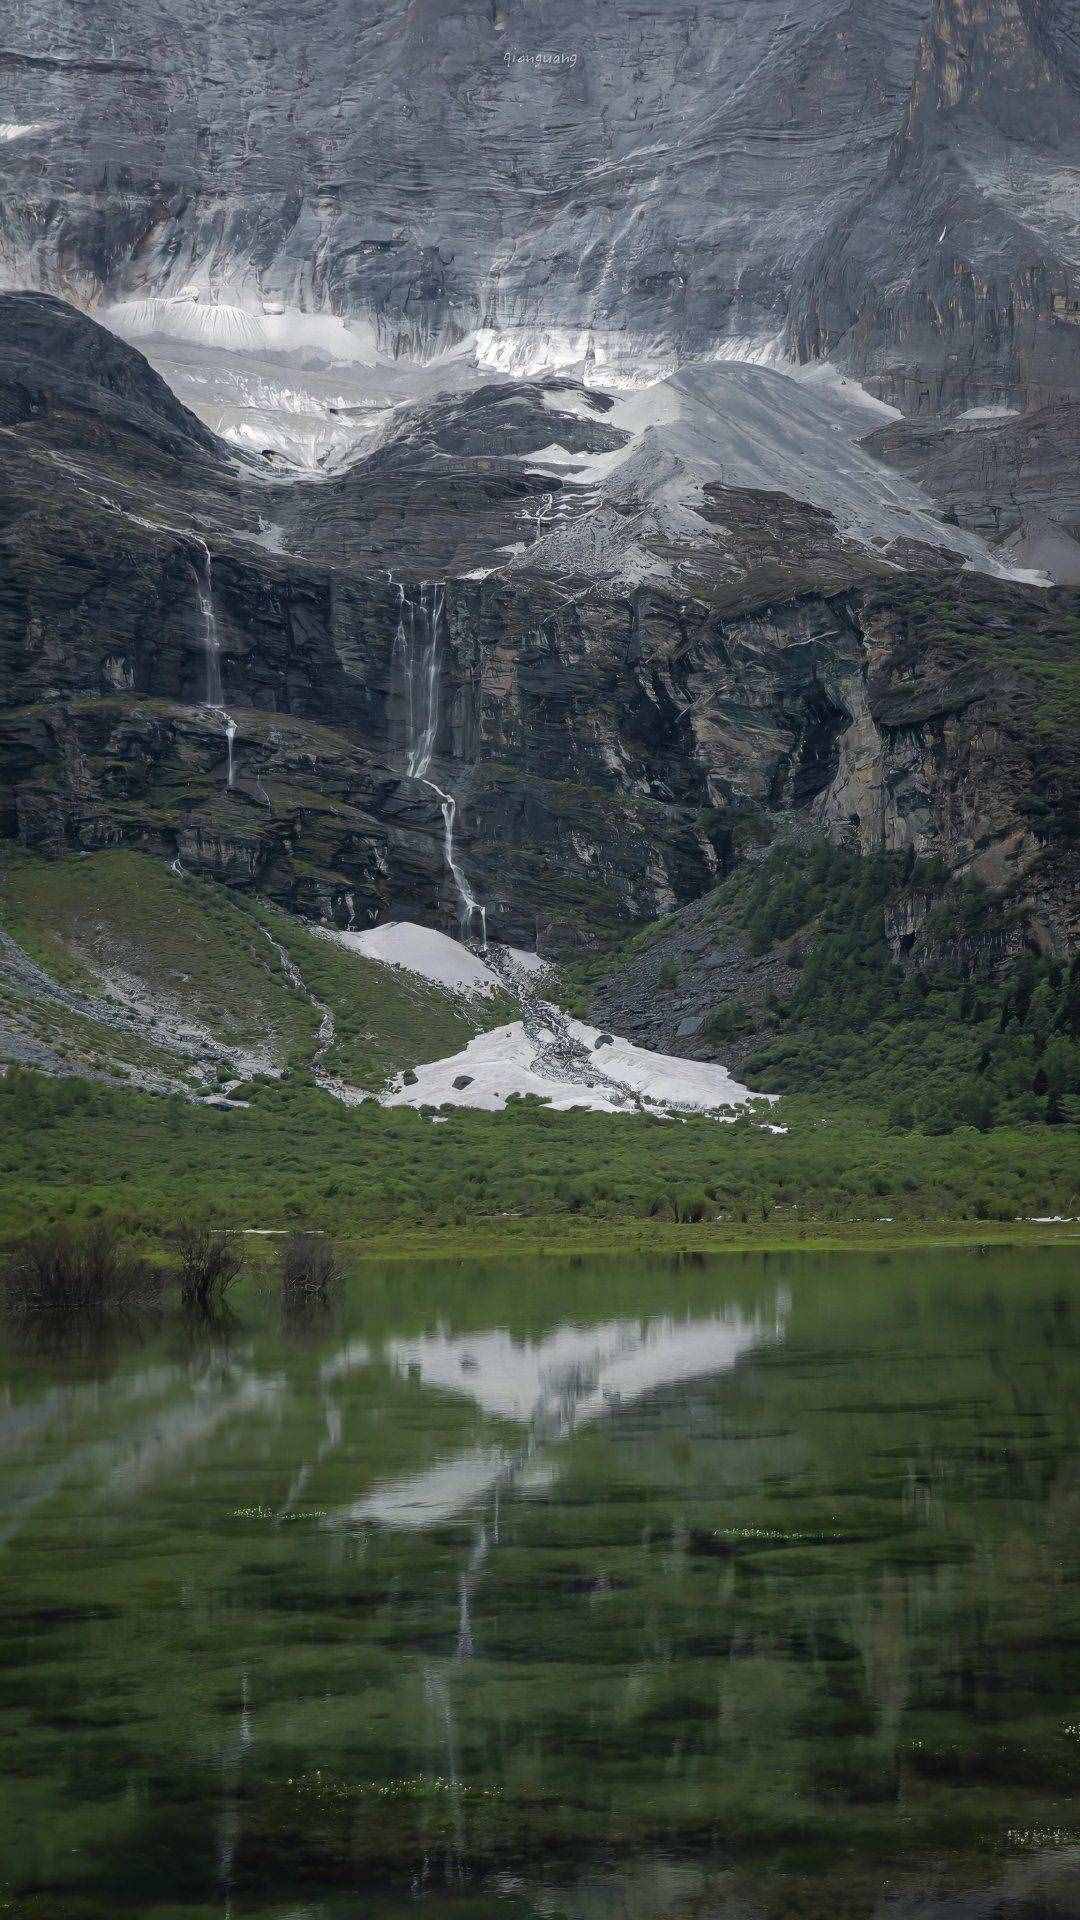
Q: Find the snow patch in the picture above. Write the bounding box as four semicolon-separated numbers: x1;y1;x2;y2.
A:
102;298;379;365
383;1016;773;1118
712;337;903;423
315;920;504;998
472;325;678;389
958;405;1022;422
0;122;54;143
522;360;1038;588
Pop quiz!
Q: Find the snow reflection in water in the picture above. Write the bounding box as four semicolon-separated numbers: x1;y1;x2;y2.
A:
326;1300;787;1532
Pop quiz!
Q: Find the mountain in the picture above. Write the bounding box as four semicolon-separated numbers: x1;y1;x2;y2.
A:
1;1;1078;516
1;2;1078;1094
1;289;1078;966
2;0;1078;401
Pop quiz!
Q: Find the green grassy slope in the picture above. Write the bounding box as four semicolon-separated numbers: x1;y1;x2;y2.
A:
0;849;506;1093
2;846;1078;1243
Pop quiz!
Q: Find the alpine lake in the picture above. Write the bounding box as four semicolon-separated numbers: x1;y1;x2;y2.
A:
1;1245;1077;1920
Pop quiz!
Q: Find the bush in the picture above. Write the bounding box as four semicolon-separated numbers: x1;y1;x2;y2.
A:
2;1223;160;1319
173;1224;243;1312
707;1001;750;1043
279;1231;339;1314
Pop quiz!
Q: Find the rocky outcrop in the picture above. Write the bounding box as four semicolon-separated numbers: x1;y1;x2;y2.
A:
864;403;1080;574
793;0;1080;417
2;294;1077;959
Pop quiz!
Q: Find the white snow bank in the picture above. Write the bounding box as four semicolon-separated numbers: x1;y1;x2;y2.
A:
102;298;379;365
523;358;1042;588
471;324;678;389
315;920;504;997
713;338;903;424
0;122;54;143
383;1016;773;1117
503;946;553;982
958;405;1021;422
315;920;552;1003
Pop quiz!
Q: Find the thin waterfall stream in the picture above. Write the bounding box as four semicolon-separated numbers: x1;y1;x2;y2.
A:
192;540;237;790
392;576;486;946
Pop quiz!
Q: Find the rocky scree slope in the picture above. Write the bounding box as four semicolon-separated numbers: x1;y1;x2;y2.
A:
1;293;1078;966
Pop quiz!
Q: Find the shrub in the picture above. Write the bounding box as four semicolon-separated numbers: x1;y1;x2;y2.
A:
279;1231;339;1314
173;1224;243;1312
2;1223;160;1318
707;1001;750;1043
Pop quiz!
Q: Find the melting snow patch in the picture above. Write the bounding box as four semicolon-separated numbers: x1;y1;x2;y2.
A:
103;298;379;365
0;122;54;142
503;947;553;983
314;920;504;998
383;1017;774;1118
958;405;1021;422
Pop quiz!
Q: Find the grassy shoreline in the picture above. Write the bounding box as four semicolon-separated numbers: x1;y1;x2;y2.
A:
276;1216;1080;1261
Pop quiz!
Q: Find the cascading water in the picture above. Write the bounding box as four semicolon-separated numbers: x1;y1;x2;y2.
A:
192;540;237;791
391;576;486;946
195;541;223;707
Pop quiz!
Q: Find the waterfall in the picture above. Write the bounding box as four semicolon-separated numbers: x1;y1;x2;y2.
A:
391;576;486;945
194;540;223;707
192;541;237;790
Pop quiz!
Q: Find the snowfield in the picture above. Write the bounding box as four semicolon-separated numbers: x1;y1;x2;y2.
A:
314;919;775;1120
315;920;506;997
383;1015;774;1118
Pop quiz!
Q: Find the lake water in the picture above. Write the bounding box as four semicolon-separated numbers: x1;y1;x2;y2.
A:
1;1248;1077;1919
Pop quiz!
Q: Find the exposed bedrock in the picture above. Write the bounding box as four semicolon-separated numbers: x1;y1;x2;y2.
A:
864;403;1080;577
1;293;1077;958
0;0;1076;417
5;538;1077;953
793;0;1080;416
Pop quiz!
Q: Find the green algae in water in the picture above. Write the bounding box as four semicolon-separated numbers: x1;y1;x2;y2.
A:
1;1248;1078;1919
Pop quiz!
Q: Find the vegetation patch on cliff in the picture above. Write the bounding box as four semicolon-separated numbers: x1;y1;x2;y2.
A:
574;839;1080;1135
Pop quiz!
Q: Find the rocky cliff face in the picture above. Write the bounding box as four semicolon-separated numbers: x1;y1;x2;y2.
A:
3;295;1077;962
1;0;1076;414
793;0;1080;415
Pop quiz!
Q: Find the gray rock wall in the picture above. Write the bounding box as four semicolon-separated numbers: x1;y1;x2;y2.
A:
2;1;1076;410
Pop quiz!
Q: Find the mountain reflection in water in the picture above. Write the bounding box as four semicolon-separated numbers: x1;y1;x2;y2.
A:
1;1250;1077;1920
